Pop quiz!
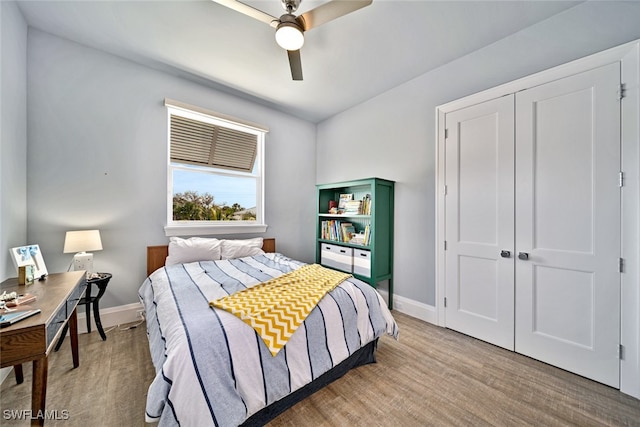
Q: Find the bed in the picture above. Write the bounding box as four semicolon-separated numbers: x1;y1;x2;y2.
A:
139;237;398;427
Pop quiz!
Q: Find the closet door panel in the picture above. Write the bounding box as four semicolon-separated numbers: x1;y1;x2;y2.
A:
444;95;515;350
514;62;621;387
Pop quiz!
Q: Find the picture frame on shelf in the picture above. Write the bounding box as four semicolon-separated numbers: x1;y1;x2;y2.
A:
10;244;48;279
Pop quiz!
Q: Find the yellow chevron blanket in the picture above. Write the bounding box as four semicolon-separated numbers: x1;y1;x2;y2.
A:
210;264;352;356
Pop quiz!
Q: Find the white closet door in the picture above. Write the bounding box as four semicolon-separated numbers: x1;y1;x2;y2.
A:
515;62;621;387
444;95;515;350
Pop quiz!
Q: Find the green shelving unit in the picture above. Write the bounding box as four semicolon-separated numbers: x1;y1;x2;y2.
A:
315;178;395;309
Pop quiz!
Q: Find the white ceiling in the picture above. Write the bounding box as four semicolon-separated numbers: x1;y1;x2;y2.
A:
15;0;581;123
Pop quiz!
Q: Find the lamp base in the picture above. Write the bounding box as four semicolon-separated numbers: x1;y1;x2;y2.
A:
73;252;94;275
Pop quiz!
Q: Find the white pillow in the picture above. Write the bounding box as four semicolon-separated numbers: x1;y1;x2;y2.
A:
220;237;265;259
165;237;222;266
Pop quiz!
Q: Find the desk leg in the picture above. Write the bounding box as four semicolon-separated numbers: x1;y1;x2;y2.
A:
85;282;92;333
31;357;48;426
69;307;79;368
14;364;24;384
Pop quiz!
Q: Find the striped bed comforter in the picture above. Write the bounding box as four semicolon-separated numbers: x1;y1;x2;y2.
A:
139;252;398;427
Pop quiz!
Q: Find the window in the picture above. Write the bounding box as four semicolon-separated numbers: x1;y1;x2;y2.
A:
164;99;268;236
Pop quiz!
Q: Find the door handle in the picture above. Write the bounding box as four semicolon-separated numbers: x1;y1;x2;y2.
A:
518;252;530;260
500;250;511;258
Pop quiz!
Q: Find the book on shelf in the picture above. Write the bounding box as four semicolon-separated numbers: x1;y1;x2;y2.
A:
344;200;362;215
321;220;361;243
363;224;372;245
338;193;353;210
340;222;356;241
321;220;341;241
361;194;371;215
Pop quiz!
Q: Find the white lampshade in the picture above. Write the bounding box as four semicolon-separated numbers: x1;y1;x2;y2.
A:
64;230;102;276
63;230;103;253
275;22;304;51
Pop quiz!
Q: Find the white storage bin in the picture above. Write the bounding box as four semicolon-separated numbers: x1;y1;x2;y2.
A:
353;249;371;278
320;244;353;273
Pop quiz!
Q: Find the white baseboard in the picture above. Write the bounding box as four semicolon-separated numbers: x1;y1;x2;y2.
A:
75;301;144;334
377;290;438;325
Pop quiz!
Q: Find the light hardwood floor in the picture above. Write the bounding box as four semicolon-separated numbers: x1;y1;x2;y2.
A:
1;312;639;426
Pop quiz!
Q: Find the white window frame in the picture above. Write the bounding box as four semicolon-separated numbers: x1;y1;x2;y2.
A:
163;99;268;236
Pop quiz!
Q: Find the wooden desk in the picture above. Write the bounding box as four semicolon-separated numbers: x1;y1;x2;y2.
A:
0;271;86;425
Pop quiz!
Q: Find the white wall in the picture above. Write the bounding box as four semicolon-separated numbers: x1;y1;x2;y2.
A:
0;1;28;282
316;1;640;307
25;29;317;309
0;0;28;385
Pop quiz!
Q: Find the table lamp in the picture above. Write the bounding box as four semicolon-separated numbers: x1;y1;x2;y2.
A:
63;230;103;276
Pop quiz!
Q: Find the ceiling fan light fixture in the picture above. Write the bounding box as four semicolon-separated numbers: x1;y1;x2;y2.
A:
275;21;304;51
213;0;373;80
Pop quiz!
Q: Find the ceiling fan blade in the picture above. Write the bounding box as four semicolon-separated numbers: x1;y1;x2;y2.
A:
297;0;372;31
212;0;279;27
287;50;303;80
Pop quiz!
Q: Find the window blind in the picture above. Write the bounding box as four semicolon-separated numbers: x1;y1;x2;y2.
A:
170;115;257;172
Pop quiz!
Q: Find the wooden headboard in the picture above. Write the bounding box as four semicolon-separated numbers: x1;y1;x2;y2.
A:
146;238;276;277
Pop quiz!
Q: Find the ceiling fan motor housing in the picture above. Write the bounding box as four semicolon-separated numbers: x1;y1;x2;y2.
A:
281;0;301;14
278;13;304;31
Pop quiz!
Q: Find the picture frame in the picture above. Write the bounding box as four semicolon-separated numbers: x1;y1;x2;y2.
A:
10;244;48;279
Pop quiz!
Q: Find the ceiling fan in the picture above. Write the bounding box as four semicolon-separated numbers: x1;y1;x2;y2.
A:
213;0;372;80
